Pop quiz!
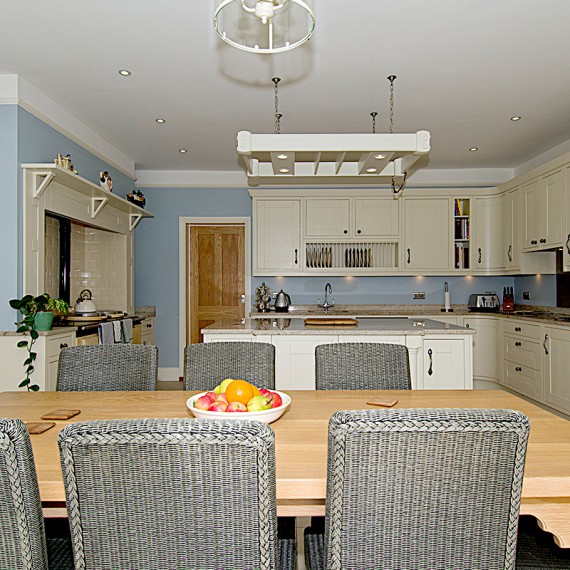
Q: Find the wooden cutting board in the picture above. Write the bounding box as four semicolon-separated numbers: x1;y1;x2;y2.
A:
304;318;358;326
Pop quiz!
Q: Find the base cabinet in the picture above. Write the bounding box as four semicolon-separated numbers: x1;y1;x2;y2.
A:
463;316;500;382
544;326;570;414
140;318;155;345
420;337;469;390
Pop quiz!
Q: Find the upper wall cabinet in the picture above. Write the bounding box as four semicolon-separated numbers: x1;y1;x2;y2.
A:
403;198;450;271
522;167;564;251
472;195;504;271
254;198;301;274
305;197;399;238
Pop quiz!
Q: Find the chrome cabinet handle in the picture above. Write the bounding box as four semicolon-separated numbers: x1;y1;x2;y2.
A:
544;334;549;355
294;249;298;264
508;245;512;262
515;341;521;347
478;248;482;264
427;348;433;376
515;366;522;372
60;343;68;349
566;234;570;254
515;327;521;332
407;248;411;264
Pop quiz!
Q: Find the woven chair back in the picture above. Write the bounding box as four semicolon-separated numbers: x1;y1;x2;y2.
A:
323;408;530;570
315;342;411;390
0;418;48;569
184;342;275;390
56;344;158;391
58;418;279;569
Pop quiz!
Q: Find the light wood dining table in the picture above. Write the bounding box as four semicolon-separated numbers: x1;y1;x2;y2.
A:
1;389;569;547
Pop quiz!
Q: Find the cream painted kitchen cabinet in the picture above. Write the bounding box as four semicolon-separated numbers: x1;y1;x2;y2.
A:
562;164;570;272
472;196;504;270
140;317;155;345
254;199;301;273
305;197;399;238
420;337;469;389
543;326;570;415
463;316;500;382
522;168;564;251
403;198;450;270
504;189;520;269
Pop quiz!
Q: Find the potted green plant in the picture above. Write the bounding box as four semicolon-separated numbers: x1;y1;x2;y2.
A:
8;293;67;391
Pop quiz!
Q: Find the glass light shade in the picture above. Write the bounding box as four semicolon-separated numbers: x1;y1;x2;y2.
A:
214;0;315;54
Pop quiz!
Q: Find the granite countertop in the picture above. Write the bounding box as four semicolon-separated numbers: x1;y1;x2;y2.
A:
203;316;475;336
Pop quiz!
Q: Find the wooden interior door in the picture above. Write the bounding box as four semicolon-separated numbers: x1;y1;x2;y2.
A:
188;225;245;344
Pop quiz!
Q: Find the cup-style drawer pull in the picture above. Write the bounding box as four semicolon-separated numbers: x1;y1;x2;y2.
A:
515;341;521;347
514;327;521;332
60;343;68;349
515;366;522;372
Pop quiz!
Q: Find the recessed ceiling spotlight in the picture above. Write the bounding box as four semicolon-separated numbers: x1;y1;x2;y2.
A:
510;116;522;121
374;154;386;160
118;70;131;76
155;119;166;124
469;147;478;152
279;168;289;173
276;154;288;159
366;168;377;173
179;149;187;153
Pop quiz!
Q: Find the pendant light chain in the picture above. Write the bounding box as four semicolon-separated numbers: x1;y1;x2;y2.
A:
387;74;406;197
370;112;378;134
273;77;282;134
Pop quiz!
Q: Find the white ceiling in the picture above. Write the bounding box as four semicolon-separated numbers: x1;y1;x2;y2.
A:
2;0;570;175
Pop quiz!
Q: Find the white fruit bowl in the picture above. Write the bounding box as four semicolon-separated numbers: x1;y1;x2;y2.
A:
186;390;291;424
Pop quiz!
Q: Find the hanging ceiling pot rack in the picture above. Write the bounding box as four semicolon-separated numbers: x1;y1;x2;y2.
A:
237;76;431;186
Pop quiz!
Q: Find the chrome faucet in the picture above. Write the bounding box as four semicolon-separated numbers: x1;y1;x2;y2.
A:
322;283;333;312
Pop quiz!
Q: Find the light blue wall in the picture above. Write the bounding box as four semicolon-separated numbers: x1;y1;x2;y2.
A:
0;105;135;330
0;106;19;328
134;186;545;369
514;274;557;306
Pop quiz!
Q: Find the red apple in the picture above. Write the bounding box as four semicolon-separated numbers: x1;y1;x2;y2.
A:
216;393;228;403
226;401;247;412
259;388;272;397
208;401;228;412
269;391;283;408
205;391;217;400
194;394;215;410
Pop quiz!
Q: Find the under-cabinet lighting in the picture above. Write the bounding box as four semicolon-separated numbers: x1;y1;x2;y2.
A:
366;168;377;173
277;154;289;159
374;154;386;160
118;70;131;76
279;168;290;173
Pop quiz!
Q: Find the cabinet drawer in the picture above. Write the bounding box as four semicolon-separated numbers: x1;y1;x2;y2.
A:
46;335;73;359
503;335;542;370
502;320;541;340
503;360;543;401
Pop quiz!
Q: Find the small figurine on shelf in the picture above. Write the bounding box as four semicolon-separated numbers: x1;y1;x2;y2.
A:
127;189;146;209
255;282;272;312
54;153;77;174
99;171;113;192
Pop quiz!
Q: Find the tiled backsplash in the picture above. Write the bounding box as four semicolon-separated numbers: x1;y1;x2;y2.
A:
44;217;127;310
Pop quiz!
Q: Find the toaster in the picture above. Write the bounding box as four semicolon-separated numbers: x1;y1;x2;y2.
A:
468;292;501;312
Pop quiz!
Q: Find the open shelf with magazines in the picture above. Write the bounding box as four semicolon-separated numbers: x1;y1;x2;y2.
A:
453;198;470;270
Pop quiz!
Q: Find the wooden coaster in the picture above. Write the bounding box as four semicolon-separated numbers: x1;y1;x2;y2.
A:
26;422;55;434
367;400;398;408
41;409;81;420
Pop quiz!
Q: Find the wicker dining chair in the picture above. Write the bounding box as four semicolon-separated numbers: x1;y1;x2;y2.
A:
304;408;530;570
56;344;158;391
58;418;295;570
315;342;411;390
183;341;275;390
0;418;73;570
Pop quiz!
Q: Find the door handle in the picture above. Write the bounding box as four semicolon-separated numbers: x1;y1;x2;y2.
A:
294;249;298;264
407;248;411;264
508;245;512;262
544;334;549;355
478;248;482;264
427;348;433;376
566;234;570;254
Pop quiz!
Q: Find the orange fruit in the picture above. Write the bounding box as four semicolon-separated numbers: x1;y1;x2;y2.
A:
225;380;255;406
251;385;260;397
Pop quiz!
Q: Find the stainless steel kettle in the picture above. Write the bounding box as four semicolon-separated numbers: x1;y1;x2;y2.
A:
274;290;291;313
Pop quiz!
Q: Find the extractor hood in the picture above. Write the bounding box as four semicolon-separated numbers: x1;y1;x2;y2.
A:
236;130;431;186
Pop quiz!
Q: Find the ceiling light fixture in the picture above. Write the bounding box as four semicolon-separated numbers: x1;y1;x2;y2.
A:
213;0;315;54
179;149;188;153
155;119;166;124
469;147;478;152
510;116;522;121
118;70;131;76
237;76;431;187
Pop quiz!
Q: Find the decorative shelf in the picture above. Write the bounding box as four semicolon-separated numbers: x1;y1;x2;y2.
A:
22;164;154;225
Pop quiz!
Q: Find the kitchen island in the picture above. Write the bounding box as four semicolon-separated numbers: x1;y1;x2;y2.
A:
202;317;474;390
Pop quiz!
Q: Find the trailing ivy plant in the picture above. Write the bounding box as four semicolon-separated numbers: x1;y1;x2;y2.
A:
9;293;51;391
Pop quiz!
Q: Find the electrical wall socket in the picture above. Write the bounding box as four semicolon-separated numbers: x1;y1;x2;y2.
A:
413;292;426;300
522;291;530;300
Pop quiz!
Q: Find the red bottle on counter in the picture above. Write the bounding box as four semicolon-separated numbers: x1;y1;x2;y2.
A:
503;287;514;313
